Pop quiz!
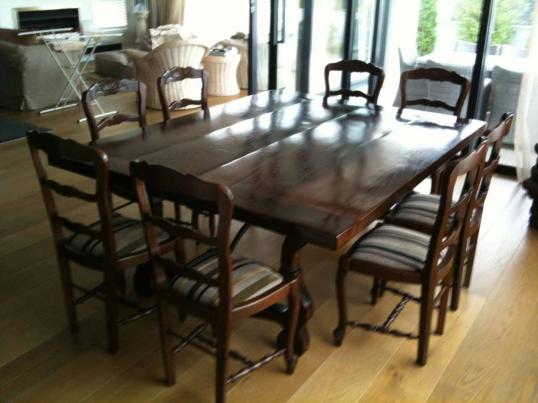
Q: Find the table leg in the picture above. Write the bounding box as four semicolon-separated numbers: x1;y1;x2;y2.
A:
256;235;313;355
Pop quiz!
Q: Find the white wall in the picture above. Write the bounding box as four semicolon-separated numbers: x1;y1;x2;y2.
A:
182;0;249;44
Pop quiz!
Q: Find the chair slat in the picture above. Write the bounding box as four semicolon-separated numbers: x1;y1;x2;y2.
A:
56;216;102;239
323;59;385;107
43;179;97;202
150;217;217;246
158;67;209;122
406;99;456;112
398;67;470;121
82;78;147;143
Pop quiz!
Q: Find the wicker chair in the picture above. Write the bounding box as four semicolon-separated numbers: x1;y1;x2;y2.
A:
126;39;208;109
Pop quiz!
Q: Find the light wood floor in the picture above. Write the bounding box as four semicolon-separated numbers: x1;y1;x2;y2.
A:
0;98;537;402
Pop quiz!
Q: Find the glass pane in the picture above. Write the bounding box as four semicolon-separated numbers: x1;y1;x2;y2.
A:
482;0;536;152
350;0;377;92
309;0;346;94
352;0;376;62
276;0;304;90
256;0;272;91
380;0;481;113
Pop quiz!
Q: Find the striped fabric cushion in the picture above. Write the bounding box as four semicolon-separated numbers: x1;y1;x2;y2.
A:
171;254;284;307
65;214;166;260
350;224;431;271
392;193;441;229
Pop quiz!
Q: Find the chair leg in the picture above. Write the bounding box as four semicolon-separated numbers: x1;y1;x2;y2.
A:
158;300;176;386
116;270;127;296
379;279;387;297
430;170;441;194
173;202;182;221
57;254;78;335
450;237;467;311
104;270;119;354
209;214;216;237
371;278;379;305
371;277;386;305
192;210;200;230
333;256;349;346
417;281;435;366
215;317;231;403
463;233;479;288
285;281;301;374
436;275;451;335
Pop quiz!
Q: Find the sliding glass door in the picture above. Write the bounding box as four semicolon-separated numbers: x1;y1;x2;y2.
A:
308;0;347;93
250;0;378;95
349;0;377;94
378;0;483;108
252;0;303;92
480;0;536;152
247;0;533;170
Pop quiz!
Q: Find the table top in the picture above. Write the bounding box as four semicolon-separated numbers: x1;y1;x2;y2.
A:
86;90;486;250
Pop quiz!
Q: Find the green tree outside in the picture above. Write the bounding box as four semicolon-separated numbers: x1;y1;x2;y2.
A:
417;0;437;55
458;0;533;45
416;0;533;56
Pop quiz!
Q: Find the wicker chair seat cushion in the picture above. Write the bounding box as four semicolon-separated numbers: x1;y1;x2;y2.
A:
350;224;431;272
171;254;283;307
65;213;168;260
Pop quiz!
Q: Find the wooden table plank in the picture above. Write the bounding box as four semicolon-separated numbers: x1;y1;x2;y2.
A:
200;107;485;249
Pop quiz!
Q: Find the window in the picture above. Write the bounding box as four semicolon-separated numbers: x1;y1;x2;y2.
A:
92;0;128;30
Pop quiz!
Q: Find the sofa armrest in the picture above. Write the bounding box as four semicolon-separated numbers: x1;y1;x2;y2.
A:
124;48;149;77
124;48;148;62
0;40;25;73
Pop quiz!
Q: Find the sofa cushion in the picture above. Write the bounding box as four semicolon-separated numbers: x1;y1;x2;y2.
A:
149;24;196;49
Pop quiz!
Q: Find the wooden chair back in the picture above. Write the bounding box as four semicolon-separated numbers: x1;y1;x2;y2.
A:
130;161;234;310
479;113;514;197
426;142;488;276
323;59;385;107
466;113;514;229
398;67;470;121
82;78;147;143
157;66;209;122
26;131;118;262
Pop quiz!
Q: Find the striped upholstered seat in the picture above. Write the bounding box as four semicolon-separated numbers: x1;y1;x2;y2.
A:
390;193;457;233
350;224;431;272
391;193;441;229
171;254;283;307
65;214;168;260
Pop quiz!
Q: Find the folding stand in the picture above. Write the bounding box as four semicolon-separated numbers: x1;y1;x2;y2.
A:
18;28;118;123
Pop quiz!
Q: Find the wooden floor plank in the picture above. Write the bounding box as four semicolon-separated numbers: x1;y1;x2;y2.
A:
428;230;538;403
357;293;486;403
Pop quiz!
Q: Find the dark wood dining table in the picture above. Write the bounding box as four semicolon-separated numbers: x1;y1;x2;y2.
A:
52;89;487;353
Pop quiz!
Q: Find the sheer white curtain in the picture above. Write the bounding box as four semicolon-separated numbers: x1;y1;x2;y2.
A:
150;0;185;27
514;2;538;182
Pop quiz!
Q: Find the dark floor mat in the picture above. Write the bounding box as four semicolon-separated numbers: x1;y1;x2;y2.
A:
0;116;49;144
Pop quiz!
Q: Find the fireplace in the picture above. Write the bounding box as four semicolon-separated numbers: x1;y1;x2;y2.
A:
17;8;80;32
